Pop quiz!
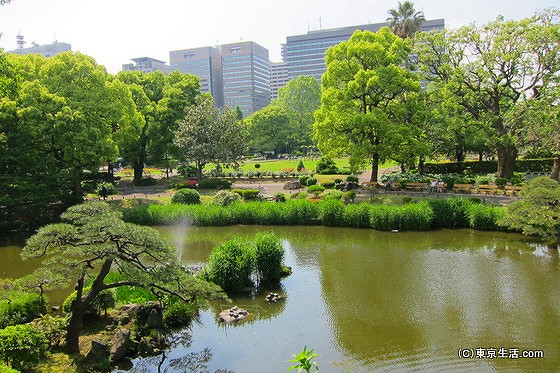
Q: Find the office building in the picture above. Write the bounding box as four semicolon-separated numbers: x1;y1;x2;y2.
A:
221;41;270;117
122;57;172;74
169;46;223;107
283;19;445;82
270;61;289;100
10;40;71;57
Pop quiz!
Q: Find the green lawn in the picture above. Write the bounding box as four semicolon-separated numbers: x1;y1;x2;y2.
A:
236;158;350;172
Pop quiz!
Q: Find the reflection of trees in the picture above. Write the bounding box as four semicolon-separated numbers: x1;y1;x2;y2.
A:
130;330;234;373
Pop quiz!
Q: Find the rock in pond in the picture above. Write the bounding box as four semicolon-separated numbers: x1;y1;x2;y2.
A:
219;306;249;323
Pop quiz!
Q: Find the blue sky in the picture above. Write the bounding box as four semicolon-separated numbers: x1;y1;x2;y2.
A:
0;0;557;73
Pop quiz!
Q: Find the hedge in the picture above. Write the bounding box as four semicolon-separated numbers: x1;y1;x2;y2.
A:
423;158;554;175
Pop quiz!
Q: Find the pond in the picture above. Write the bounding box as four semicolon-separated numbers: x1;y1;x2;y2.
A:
1;227;559;372
128;226;560;372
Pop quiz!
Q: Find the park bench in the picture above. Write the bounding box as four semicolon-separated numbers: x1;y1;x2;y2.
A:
405;182;427;191
477;184;499;195
504;185;523;196
361;181;381;189
453;183;474;193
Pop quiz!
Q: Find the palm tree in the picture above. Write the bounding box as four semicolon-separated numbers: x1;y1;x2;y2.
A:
386;1;426;39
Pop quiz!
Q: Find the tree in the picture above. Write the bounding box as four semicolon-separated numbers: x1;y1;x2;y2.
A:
174;94;247;179
313;28;421;182
246;105;292;155
275;76;321;152
21;202;225;353
387;0;425;39
498;177;560;246
416;11;560;179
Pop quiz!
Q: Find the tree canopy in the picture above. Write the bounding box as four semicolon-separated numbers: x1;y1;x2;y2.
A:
22;202;225;353
387;0;425;39
314;27;421;181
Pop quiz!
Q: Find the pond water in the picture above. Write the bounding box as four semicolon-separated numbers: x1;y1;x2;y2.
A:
129;226;560;372
1;227;559;372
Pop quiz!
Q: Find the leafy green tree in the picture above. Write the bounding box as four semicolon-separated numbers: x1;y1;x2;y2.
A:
314;27;421;182
387;0;425;39
174;94;247;179
498;177;560;245
246;105;292;155
275;76;321;151
22;202;225;353
416;11;560;179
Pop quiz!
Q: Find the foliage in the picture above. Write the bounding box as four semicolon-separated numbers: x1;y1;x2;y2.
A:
172;189;201;205
232;189;260;201
320;200;345;226
213;190;241;206
178;164;198;179
314;27;421;182
22;202;225;353
320;190;343;201
427;198;473;229
30;315;69;349
320;180;335;189
62;288;116;316
273;192;287;202
297;160;305;172
315;156;339;175
0;324;49;371
133;176;158;186
341;191;356;204
207;237;255;292
95;182;116;198
253;232;285;284
387;0;425;39
307;185;325;195
288;346;320;373
162;297;200;327
498;176;560;242
246;105;293;155
197;179;232;189
468;203;505;231
175;94;247;180
0;291;43;328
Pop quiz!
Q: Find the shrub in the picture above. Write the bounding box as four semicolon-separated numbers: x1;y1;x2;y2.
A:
0;291;44;329
468;203;504;231
341;190;356;204
134;177;158;186
63;288;116;316
320;180;335;189
172;189;201;204
297;160;305;172
207;237;255;292
95;182;115;197
253;232;285;284
320;200;345;226
178;164;198;178
307;185;325;195
198;179;232;189
163;297;200;327
320;189;343;201
306;177;318;186
0;324;48;371
299;175;310;186
273;192;287;202
242;189;260;201
30;314;68;349
316;156;339;174
495;178;508;188
213;190;241;206
346;175;359;183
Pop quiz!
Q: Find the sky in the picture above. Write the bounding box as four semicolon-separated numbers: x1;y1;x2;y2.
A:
0;0;558;74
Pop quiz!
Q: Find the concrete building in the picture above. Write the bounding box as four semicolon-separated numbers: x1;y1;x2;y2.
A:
169;46;223;107
10;41;71;57
221;41;270;117
283;19;445;82
122;57;172;74
270;61;289;100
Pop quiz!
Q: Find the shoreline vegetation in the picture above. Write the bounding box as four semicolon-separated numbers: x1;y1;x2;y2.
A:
122;197;505;232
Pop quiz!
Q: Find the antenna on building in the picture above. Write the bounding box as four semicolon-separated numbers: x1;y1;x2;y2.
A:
16;33;26;49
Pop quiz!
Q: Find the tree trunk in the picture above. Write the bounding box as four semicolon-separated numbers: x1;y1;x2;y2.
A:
550;155;560;181
369;153;379;182
496;143;517;179
72;177;83;196
133;161;144;185
65;304;86;353
418;156;425;175
107;160;114;181
196;161;204;181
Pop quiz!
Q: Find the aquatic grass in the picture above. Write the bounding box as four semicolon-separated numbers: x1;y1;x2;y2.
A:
467;203;506;231
320;199;345;227
343;203;371;228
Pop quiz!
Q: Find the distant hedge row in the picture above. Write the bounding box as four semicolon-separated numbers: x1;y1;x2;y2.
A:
423;159;554;175
122;198;505;232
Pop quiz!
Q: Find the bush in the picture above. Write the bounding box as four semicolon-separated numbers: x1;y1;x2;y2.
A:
178;164;198;178
307;185;325;195
253;232;284;284
341;190;356;204
0;291;44;329
95;182;116;197
321;189;343;201
320;200;345;226
233;189;260;201
495;178;508;188
297;160;305;172
273;192;287;202
316;156;339;174
134;177;158;186
198;179;232;189
207;237;255;292
306;177;318;186
298;175;310;186
172;189;201;204
346;175;359;183
163;297;200;327
320;180;335;189
63;288;116;316
0;324;48;371
468;203;504;231
213;190;241;206
30;314;68;349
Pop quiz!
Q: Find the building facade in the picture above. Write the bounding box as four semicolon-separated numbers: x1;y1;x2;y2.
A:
10;41;71;57
283;19;445;82
270;61;289;100
220;41;270;117
169;46;224;107
122;57;172;74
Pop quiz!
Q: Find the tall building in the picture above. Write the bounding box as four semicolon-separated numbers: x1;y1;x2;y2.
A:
10;40;71;57
221;41;270;117
169;46;224;107
283;19;445;82
270;61;289;100
122;57;172;74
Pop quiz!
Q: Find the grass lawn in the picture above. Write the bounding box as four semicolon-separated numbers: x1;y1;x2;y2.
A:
235;158;351;172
